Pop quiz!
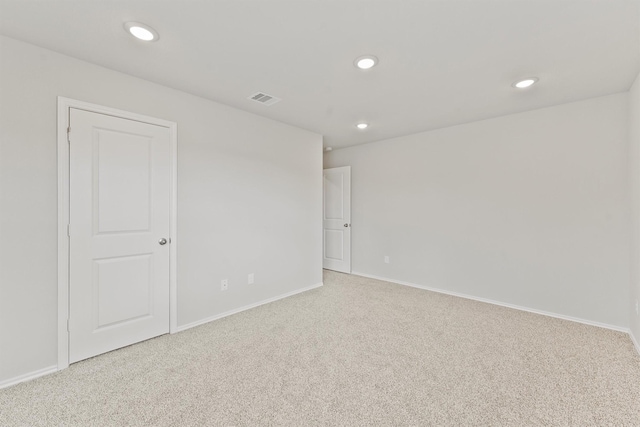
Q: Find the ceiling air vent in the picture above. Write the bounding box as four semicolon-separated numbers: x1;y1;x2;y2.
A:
248;92;281;106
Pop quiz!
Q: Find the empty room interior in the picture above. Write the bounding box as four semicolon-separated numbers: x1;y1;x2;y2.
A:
1;0;640;425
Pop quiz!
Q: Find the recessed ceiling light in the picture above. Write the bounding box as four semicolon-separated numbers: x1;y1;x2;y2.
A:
513;77;538;89
356;123;369;130
124;22;159;42
354;55;378;70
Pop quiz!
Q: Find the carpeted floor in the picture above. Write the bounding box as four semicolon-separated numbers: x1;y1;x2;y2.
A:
1;270;640;426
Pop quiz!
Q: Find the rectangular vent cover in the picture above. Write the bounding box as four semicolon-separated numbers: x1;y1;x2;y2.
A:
248;92;281;106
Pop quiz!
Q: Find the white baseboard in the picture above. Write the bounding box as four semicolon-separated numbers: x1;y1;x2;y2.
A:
0;283;324;389
630;330;640;356
0;365;58;390
352;271;629;333
174;282;324;333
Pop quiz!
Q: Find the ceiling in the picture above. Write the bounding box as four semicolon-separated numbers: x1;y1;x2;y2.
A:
1;0;639;149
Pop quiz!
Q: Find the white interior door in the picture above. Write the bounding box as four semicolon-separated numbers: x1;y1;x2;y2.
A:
323;166;351;273
69;108;171;363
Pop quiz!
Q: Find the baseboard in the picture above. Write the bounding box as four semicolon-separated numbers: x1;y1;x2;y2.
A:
352;271;628;333
0;365;58;390
630;330;640;356
0;283;324;389
174;282;324;333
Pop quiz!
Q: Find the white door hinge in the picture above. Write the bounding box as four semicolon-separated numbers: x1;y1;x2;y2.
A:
67;126;71;143
67;319;70;332
67;224;70;237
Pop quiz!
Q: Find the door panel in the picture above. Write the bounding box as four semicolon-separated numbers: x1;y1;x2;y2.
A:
324;229;344;260
323;167;351;273
69;108;170;363
95;132;151;233
94;254;152;329
323;173;344;219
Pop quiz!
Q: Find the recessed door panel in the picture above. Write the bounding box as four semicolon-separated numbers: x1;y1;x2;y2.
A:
95;131;151;234
324;173;344;220
95;254;152;329
324;230;344;260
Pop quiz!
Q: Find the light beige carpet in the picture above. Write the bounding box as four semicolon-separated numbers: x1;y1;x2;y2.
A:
1;270;639;426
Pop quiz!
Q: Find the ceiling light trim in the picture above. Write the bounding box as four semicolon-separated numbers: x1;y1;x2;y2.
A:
124;22;159;42
512;77;539;89
354;55;379;70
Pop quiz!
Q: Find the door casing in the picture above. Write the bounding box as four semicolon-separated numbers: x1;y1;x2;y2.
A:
57;97;178;371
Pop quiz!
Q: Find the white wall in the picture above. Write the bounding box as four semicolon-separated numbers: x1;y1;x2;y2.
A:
630;73;640;347
325;94;630;329
0;36;323;384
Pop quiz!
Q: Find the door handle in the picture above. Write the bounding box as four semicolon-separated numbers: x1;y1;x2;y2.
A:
158;238;168;245
344;223;350;227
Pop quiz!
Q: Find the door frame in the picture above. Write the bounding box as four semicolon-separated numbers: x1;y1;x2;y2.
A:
56;97;178;371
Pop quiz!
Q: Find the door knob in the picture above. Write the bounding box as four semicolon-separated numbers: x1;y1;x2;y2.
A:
158;238;168;245
344;223;349;227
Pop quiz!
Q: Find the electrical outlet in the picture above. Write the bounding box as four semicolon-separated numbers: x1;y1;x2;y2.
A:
221;279;228;291
384;256;390;264
248;273;254;284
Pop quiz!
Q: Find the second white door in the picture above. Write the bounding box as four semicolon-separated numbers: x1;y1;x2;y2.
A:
323;166;351;273
69;108;171;363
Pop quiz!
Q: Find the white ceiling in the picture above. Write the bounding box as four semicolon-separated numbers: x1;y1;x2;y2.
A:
1;0;639;149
